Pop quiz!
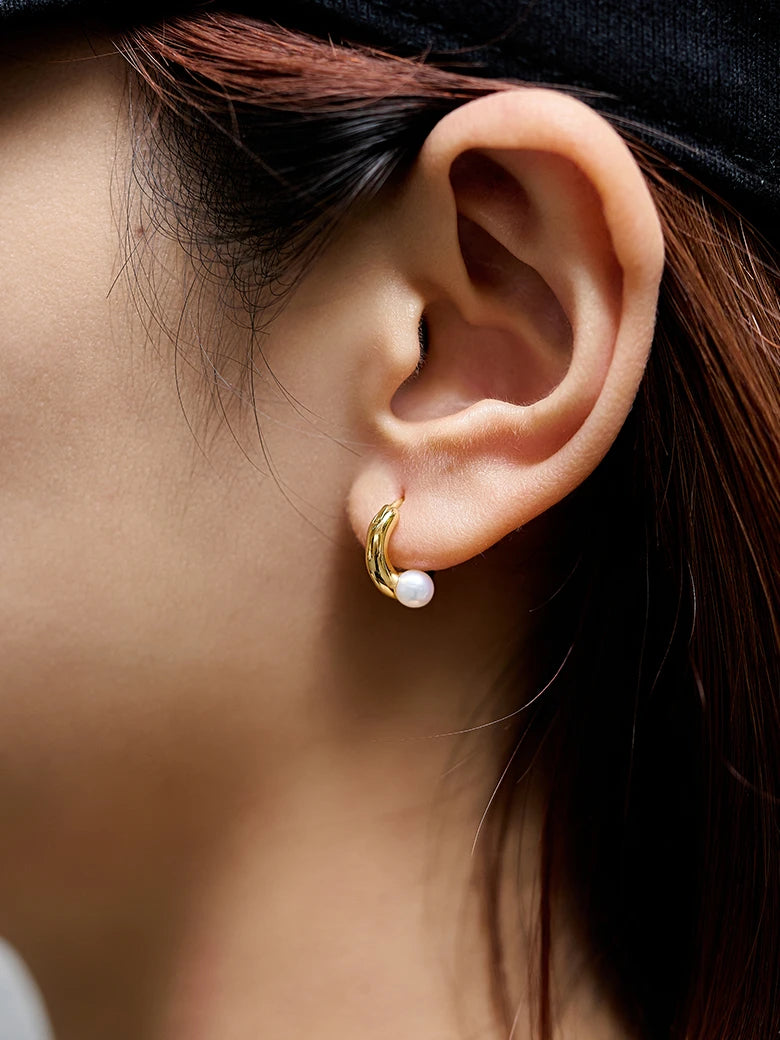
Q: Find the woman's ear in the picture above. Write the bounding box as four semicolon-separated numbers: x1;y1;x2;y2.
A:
347;88;664;571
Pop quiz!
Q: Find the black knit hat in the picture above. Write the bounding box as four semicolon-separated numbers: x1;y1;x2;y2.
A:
2;0;777;240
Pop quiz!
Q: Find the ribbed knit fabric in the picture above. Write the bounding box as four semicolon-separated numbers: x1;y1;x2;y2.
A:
1;0;777;239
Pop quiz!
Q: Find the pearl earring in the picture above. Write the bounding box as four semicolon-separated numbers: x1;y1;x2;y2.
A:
365;497;435;608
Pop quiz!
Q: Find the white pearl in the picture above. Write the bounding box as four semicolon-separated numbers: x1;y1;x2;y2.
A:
395;569;435;608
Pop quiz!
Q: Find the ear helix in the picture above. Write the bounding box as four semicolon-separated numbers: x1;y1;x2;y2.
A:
365;498;435;608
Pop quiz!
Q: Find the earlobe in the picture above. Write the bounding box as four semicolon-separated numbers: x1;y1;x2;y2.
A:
348;88;664;574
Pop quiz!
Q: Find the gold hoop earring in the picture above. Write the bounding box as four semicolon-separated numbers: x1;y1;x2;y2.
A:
365;497;435;608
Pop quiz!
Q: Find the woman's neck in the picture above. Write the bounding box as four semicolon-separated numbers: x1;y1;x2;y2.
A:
0;540;629;1039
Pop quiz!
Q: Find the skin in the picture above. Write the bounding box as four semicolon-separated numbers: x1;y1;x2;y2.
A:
0;30;663;1040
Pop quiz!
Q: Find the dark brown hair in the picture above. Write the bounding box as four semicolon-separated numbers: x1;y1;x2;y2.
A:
117;14;779;1038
